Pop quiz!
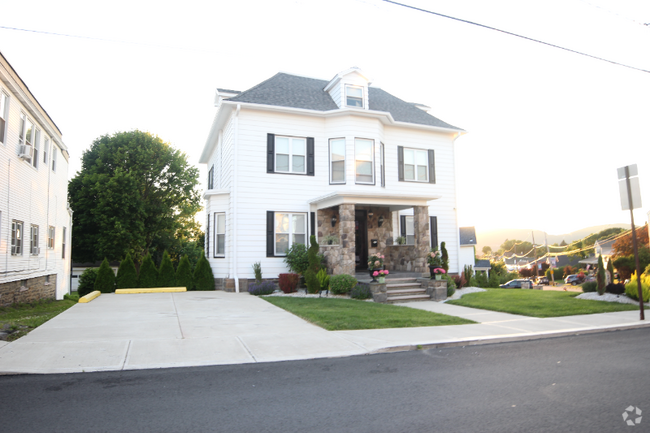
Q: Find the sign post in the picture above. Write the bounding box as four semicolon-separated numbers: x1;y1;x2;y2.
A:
617;164;644;320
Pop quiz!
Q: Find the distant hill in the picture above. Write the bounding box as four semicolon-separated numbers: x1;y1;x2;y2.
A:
476;224;631;252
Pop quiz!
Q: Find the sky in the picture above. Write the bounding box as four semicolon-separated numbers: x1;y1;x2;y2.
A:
2;0;649;237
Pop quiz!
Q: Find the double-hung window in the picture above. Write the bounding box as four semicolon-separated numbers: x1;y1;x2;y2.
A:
0;91;8;145
268;212;306;256
329;138;345;184
214;213;225;257
52;146;57;172
48;226;55;249
11;220;23;255
43;138;49;165
398;146;436;184
208;165;214;189
62;227;66;258
355;138;374;184
345;85;364;108
32;129;40;168
267;134;314;176
30;225;39;255
19;113;35;161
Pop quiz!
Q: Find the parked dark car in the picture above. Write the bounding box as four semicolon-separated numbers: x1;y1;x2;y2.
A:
535;276;549;285
500;279;535;289
564;274;584;285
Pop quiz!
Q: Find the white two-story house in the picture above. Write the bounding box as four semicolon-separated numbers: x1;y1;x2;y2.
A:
200;68;465;292
0;51;72;305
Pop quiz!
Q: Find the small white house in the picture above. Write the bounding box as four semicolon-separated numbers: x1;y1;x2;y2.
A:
200;68;466;291
0;51;72;305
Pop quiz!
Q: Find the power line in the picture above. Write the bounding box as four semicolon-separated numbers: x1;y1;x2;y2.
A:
576;0;650;28
381;0;650;74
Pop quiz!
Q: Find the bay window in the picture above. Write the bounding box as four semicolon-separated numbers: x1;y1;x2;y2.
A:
329;138;345;184
355;138;374;184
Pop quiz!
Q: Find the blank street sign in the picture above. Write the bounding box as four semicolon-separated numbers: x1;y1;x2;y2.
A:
619;176;642;211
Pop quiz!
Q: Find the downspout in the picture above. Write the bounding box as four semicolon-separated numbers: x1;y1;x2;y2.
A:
5;159;10;276
233;104;241;293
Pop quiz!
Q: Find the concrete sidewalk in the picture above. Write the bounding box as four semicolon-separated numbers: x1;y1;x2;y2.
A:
0;291;648;374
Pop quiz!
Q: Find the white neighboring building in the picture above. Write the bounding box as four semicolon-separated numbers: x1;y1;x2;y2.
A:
459;227;477;272
0;51;72;305
200;68;466;291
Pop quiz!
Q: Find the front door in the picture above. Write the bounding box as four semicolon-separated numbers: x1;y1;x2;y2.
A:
355;210;368;270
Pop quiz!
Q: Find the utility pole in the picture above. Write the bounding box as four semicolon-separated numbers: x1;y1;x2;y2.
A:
546;232;555;286
532;231;539;278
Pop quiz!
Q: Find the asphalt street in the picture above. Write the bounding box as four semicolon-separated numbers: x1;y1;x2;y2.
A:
1;328;648;433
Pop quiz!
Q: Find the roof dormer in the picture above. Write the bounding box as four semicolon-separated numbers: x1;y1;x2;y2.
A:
324;67;371;110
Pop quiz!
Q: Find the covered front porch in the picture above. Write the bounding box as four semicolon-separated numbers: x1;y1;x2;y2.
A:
309;192;439;277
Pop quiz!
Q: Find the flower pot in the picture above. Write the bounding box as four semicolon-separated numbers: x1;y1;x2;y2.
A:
429;265;436;278
369;269;377;282
435;274;442;280
377;276;386;284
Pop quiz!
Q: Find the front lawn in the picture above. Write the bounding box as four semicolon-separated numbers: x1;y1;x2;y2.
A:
0;297;77;341
262;297;475;330
447;288;637;317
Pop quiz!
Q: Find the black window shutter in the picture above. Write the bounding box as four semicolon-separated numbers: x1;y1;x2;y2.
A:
266;211;275;257
310;212;315;237
430;216;438;249
397;146;404;181
267;134;275;173
400;215;406;238
206;216;210;257
307;137;315;176
428;149;436;184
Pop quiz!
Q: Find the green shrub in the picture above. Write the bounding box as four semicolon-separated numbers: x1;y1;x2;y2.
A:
193;252;215;291
63;293;79;302
350;283;372;300
545;267;563;282
316;268;330;292
606;283;625;294
284;243;309;274
77;268;99;298
582;281;598;293
488;270;501;288
94;258;116;293
175;255;194;290
441;242;449;272
116;253;138;289
138;254;159;288
442;273;456;297
475;272;488;288
158;251;176;287
304;236;321;294
625;273;650;302
330;274;358;295
252;262;262;283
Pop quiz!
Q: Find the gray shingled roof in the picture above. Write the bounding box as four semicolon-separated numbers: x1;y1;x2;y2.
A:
226;73;462;130
459;227;477;245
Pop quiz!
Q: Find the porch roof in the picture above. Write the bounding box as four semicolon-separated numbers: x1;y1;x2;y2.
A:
309;191;441;211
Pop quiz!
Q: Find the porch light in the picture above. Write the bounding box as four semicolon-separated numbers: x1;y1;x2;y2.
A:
378;215;384;227
331;215;337;227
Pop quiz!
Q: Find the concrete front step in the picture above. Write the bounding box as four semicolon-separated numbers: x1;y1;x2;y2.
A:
387;288;427;296
386;294;431;303
386;282;421;289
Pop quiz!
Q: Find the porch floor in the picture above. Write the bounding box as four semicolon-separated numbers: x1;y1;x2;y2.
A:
354;270;426;283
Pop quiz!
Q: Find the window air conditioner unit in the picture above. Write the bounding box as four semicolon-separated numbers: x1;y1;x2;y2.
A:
19;144;33;160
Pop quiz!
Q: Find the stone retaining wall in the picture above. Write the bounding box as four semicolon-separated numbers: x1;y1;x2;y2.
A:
0;275;57;307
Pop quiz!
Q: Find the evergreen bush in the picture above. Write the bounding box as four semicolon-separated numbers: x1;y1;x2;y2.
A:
441;242;449;272
596;255;606;295
94;258;116;293
329;274;358;295
606;283;625;295
475;272;489;288
77;268;99;297
116;253;138;289
138;253;159;288
582;281;598;292
252;262;262;283
625;272;650;302
158;250;176;287
488;270;501;288
442;273;456;297
283;243;309;274
304;236;321;294
194;252;215;291
176;254;194;290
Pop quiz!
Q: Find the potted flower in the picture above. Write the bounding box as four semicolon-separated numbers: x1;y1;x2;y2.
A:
373;269;389;284
427;247;444;279
367;253;385;282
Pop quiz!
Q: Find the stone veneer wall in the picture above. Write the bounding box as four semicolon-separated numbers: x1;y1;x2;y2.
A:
385;245;424;272
0;275;57;307
356;206;393;258
413;206;430;273
337;204;356;276
317;207;339;240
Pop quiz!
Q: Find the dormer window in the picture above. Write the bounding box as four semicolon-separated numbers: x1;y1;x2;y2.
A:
345;85;364;108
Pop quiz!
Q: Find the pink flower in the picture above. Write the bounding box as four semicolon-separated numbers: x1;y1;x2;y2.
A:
373;271;379;277
375;260;380;266
384;270;389;275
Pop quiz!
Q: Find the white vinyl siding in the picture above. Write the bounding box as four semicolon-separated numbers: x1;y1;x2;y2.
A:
329;138;345;184
355;138;374;184
274;212;306;255
275;136;306;174
404;148;428;182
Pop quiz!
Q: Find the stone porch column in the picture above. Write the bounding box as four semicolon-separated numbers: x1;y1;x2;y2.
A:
338;204;356;275
413;206;430;273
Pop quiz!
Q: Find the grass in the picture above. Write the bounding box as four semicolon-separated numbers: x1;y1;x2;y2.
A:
447;288;637;318
0;297;77;341
262;297;475;330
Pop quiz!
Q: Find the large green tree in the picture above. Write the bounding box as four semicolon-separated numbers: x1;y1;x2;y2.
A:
68;130;202;264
